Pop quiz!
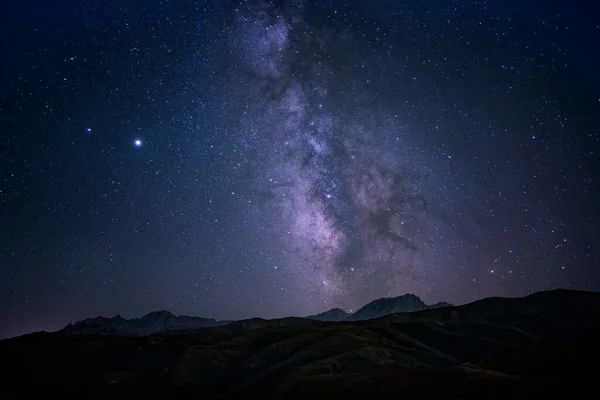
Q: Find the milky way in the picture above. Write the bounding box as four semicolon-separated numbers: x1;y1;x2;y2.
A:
2;0;599;338
228;2;486;312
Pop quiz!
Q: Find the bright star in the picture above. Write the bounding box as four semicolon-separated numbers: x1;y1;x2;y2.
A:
134;139;142;147
86;128;92;133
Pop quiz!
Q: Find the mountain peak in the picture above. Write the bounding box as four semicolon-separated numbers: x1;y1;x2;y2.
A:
307;307;349;322
141;310;173;319
345;293;451;321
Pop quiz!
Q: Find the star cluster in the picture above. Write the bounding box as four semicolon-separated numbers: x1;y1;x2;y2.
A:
1;0;599;339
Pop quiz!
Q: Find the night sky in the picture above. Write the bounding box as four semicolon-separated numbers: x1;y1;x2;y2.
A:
2;0;599;339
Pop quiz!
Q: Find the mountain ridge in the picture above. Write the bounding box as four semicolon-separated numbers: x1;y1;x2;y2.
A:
61;293;453;335
61;310;228;336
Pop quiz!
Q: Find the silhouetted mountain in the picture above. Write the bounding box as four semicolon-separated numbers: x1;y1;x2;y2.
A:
345;293;451;321
60;310;227;335
2;289;599;399
59;295;450;336
306;308;349;322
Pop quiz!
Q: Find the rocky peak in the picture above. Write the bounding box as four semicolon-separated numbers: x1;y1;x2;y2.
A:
307;308;350;322
345;294;451;321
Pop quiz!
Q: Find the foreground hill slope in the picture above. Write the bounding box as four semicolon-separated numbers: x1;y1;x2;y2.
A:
1;288;599;399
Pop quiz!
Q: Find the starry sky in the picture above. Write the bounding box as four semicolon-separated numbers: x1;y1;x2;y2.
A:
1;0;599;339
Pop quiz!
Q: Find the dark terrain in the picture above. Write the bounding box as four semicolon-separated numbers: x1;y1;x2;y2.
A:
1;289;599;399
